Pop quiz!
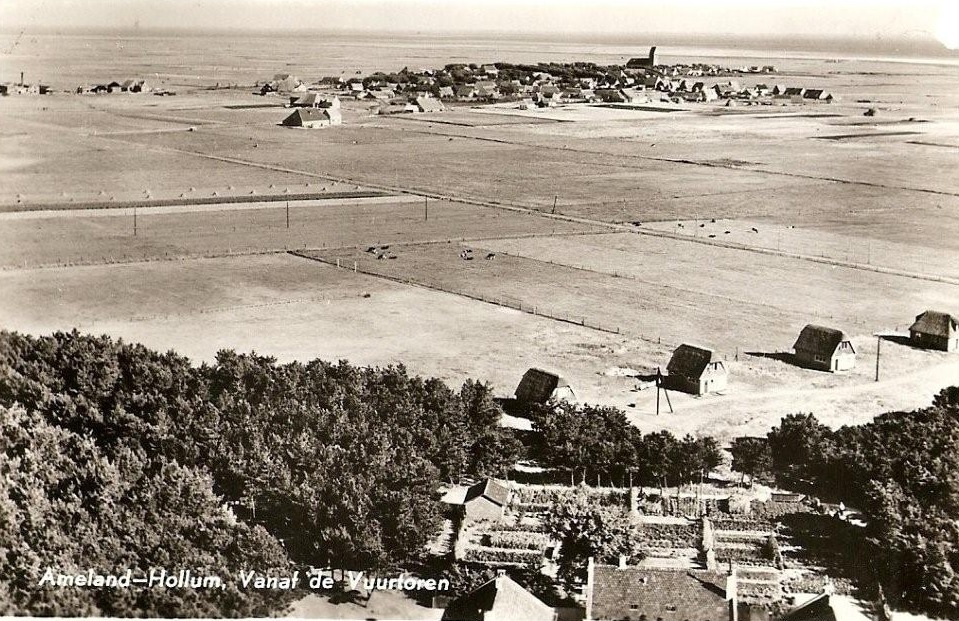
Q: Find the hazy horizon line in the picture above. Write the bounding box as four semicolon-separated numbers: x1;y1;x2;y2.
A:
2;25;953;48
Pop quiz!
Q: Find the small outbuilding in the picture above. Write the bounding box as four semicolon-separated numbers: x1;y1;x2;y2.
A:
514;368;576;405
463;479;510;521
793;324;856;372
909;310;959;352
666;344;728;395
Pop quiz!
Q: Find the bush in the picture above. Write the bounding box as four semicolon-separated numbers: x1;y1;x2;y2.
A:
486;532;551;551
491;522;546;533
462;547;543;565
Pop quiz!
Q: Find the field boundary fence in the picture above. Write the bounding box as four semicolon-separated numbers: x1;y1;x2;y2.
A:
634;227;959;286
288;250;624;336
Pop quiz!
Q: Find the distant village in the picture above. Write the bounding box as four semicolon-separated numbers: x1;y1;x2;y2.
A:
260;47;837;127
3;47;838;125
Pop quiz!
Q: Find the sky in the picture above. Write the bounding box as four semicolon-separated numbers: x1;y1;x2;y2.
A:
1;0;957;47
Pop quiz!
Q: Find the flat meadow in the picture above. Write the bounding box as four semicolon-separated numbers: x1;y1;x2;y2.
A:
2;45;958;440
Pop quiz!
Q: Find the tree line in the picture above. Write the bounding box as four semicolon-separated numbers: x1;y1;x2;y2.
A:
0;330;520;616
526;401;723;490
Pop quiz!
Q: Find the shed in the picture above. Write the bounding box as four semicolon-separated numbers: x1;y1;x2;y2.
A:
666;344;727;395
463;479;509;521
909;310;959;352
792;325;855;372
515;368;576;404
443;573;555;621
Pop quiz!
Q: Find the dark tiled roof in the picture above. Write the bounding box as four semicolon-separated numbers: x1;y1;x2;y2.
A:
591;566;730;621
792;325;847;356
910;310;958;338
443;575;555;621
464;478;509;507
667;344;720;379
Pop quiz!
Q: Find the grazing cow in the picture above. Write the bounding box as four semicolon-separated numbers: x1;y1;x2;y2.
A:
678;223;684;228
699;223;705;228
708;234;716;238
486;253;496;260
751;227;759;233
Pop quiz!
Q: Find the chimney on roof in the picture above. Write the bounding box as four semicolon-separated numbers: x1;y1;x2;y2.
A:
618;555;628;570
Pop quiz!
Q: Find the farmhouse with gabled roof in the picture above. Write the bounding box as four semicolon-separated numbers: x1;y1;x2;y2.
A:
281;107;341;128
792;325;855;372
514;368;576;405
666;344;728;395
909;310;959;352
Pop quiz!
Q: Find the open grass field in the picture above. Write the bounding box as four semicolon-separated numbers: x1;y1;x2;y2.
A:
640;218;959;281
0;196;599;268
2;41;957;441
308;234;959;355
40;99;953;253
1;251;953;441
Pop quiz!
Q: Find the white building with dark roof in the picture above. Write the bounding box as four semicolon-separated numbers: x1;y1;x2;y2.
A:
666;344;728;395
793;325;855;372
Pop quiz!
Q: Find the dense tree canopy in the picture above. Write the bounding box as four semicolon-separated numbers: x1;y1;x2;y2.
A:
543;491;646;584
729;436;773;486
754;393;959;619
527;401;722;488
0;330;520;615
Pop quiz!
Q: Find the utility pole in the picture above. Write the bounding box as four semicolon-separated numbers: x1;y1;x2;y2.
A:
655;367;673;416
656;369;660;416
133;205;137;236
424;196;428;221
286;200;290;229
552;195;557;214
